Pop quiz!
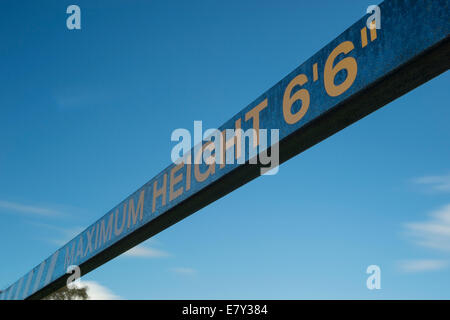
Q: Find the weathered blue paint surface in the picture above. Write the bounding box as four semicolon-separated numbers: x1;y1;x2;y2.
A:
1;0;449;300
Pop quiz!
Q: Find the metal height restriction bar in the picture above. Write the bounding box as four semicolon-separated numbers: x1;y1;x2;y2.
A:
2;0;449;300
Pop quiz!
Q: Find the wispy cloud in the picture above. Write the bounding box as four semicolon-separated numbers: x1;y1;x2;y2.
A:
0;200;65;217
412;173;450;193
83;281;120;300
398;259;448;273
404;204;450;251
29;221;84;246
170;267;196;275
123;245;170;258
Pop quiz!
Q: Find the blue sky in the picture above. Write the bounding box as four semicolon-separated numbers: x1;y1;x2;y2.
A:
1;0;449;299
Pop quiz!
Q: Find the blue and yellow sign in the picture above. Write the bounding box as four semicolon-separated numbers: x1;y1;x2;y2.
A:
1;0;449;300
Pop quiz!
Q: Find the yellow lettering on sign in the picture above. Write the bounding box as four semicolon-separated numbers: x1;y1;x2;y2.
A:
186;156;192;192
283;74;310;125
84;226;96;257
99;213;114;245
245;99;268;147
324;41;357;97
64;242;76;271
195;142;216;182
75;236;84;260
361;27;368;48
170;162;184;201
127;189;145;228
114;203;127;236
313;63;318;82
220;119;242;168
94;223;100;250
152;174;167;213
370;20;377;41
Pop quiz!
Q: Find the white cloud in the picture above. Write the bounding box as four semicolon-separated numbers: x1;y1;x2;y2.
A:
404;204;450;251
398;259;448;273
0;200;64;217
79;281;120;300
47;281;119;300
123;245;169;258
170;267;196;275
412;173;450;192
